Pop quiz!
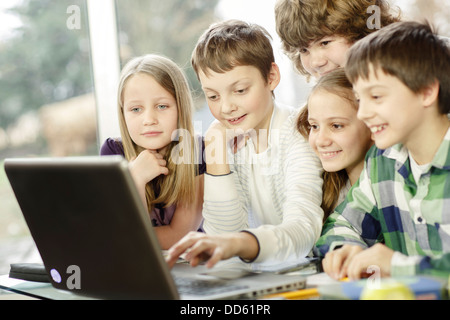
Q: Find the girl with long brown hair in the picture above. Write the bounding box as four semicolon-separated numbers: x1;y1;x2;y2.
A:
298;69;373;220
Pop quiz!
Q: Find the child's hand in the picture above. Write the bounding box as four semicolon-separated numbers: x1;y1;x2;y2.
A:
205;120;231;148
204;121;229;173
128;150;169;187
205;120;247;155
165;231;258;269
322;243;394;280
322;244;364;280
345;243;393;280
165;231;238;269
205;119;228;138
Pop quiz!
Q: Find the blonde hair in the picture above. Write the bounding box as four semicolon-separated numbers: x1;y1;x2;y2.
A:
275;0;401;75
117;54;197;213
297;69;359;220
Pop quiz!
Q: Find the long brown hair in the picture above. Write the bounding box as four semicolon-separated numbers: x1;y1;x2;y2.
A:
297;69;360;220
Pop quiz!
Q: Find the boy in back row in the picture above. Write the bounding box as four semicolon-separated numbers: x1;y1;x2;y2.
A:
316;21;450;279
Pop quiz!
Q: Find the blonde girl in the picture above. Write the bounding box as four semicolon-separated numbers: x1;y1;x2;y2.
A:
101;54;205;249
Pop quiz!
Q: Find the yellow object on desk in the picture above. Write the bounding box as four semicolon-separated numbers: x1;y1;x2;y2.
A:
265;275;350;300
265;288;320;300
360;279;415;300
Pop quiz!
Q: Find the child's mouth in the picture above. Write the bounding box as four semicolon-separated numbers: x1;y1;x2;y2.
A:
227;114;247;125
370;124;387;134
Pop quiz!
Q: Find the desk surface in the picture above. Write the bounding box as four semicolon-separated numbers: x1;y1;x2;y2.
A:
0;274;96;300
0;272;336;300
4;272;445;300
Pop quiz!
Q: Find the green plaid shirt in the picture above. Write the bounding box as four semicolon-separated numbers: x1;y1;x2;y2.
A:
316;128;450;278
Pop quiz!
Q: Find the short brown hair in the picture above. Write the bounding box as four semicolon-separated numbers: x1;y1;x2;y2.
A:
345;21;450;114
191;19;275;83
275;0;401;75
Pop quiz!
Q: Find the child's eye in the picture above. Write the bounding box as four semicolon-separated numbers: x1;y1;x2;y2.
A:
130;106;142;113
320;40;331;46
371;95;382;101
309;124;318;131
235;88;247;94
299;47;308;54
207;94;218;101
157;104;168;110
332;123;344;130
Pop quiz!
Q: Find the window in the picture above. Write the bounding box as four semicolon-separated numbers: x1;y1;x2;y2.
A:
0;0;95;273
393;0;450;36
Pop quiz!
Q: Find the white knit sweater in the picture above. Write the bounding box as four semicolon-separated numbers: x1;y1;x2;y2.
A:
203;103;324;267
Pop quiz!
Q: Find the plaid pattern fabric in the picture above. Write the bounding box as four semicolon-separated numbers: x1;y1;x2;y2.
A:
315;128;450;278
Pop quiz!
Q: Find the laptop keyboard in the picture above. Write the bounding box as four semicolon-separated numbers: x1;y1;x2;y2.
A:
174;276;248;296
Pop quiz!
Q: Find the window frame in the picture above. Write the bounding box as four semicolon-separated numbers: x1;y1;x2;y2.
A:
86;0;121;147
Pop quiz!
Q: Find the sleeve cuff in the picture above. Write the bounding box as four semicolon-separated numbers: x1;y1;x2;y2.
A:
390;251;422;276
238;230;260;263
204;171;237;201
242;226;277;263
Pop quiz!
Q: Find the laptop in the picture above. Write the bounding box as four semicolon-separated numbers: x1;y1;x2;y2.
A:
4;156;307;300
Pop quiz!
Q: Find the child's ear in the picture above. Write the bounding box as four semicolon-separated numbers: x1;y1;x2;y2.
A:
421;79;440;108
268;62;281;91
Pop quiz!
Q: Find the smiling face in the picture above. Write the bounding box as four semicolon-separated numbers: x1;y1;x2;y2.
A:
122;73;178;154
299;36;352;78
353;65;428;152
199;64;280;135
307;89;373;184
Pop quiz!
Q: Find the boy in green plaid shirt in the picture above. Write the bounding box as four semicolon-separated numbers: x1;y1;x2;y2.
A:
315;21;450;280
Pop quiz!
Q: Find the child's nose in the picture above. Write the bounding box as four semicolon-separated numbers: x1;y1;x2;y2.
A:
220;96;237;114
316;129;332;147
143;109;158;125
310;50;327;70
356;99;373;122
